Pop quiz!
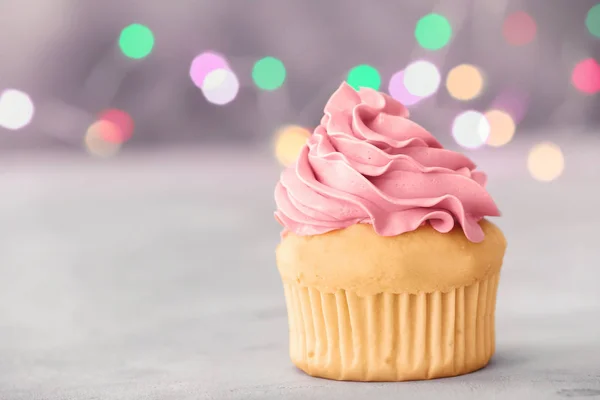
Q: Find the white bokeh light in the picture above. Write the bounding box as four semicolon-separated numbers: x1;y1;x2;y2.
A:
201;68;240;105
403;61;441;98
0;89;35;130
388;70;423;106
452;110;491;149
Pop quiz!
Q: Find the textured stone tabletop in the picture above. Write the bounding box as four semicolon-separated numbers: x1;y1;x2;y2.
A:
0;142;599;399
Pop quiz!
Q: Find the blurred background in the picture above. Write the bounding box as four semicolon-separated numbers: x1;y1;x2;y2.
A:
0;0;599;157
1;0;600;398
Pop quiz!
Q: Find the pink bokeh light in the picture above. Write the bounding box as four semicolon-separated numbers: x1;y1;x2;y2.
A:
190;52;230;89
388;70;422;106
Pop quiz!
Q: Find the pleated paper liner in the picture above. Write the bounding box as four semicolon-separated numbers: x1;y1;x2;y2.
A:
282;273;500;381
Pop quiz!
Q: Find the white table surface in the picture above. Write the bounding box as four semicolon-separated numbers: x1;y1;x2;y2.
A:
1;140;599;399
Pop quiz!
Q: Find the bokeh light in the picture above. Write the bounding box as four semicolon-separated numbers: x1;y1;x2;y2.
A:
446;64;484;101
202;68;240;105
190;52;230;88
388;70;422;106
403;61;441;98
97;109;134;143
502;11;537;46
491;88;530;123
527;142;564;182
451;110;490;149
415;13;453;50
0;89;35;130
119;24;155;59
252;57;286;91
586;4;600;39
274;125;311;167
571;58;600;94
485;109;516;147
347;64;381;90
85;121;122;158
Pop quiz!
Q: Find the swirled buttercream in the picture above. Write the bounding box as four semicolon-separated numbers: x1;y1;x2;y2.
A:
274;82;500;243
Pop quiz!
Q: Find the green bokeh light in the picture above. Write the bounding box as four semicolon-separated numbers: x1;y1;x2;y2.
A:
347;65;381;90
119;24;155;59
586;4;600;38
415;13;452;50
252;57;286;90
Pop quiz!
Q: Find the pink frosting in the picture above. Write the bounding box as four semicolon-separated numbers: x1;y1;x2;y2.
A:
274;82;500;243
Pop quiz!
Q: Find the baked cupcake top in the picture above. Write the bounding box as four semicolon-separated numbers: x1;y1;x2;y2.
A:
274;82;500;243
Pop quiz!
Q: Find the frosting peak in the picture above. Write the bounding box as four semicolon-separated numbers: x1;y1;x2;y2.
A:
274;82;500;243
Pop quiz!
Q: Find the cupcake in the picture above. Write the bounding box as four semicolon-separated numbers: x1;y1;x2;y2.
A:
274;82;507;382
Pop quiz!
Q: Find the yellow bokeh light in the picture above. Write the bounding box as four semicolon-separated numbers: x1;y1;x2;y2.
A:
527;142;564;182
485;109;516;147
446;64;484;101
274;125;311;166
85;120;121;158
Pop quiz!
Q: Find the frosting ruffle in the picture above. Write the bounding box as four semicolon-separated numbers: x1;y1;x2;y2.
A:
274;82;500;243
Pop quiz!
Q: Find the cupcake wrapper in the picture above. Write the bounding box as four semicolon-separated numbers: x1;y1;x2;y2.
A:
282;273;500;381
